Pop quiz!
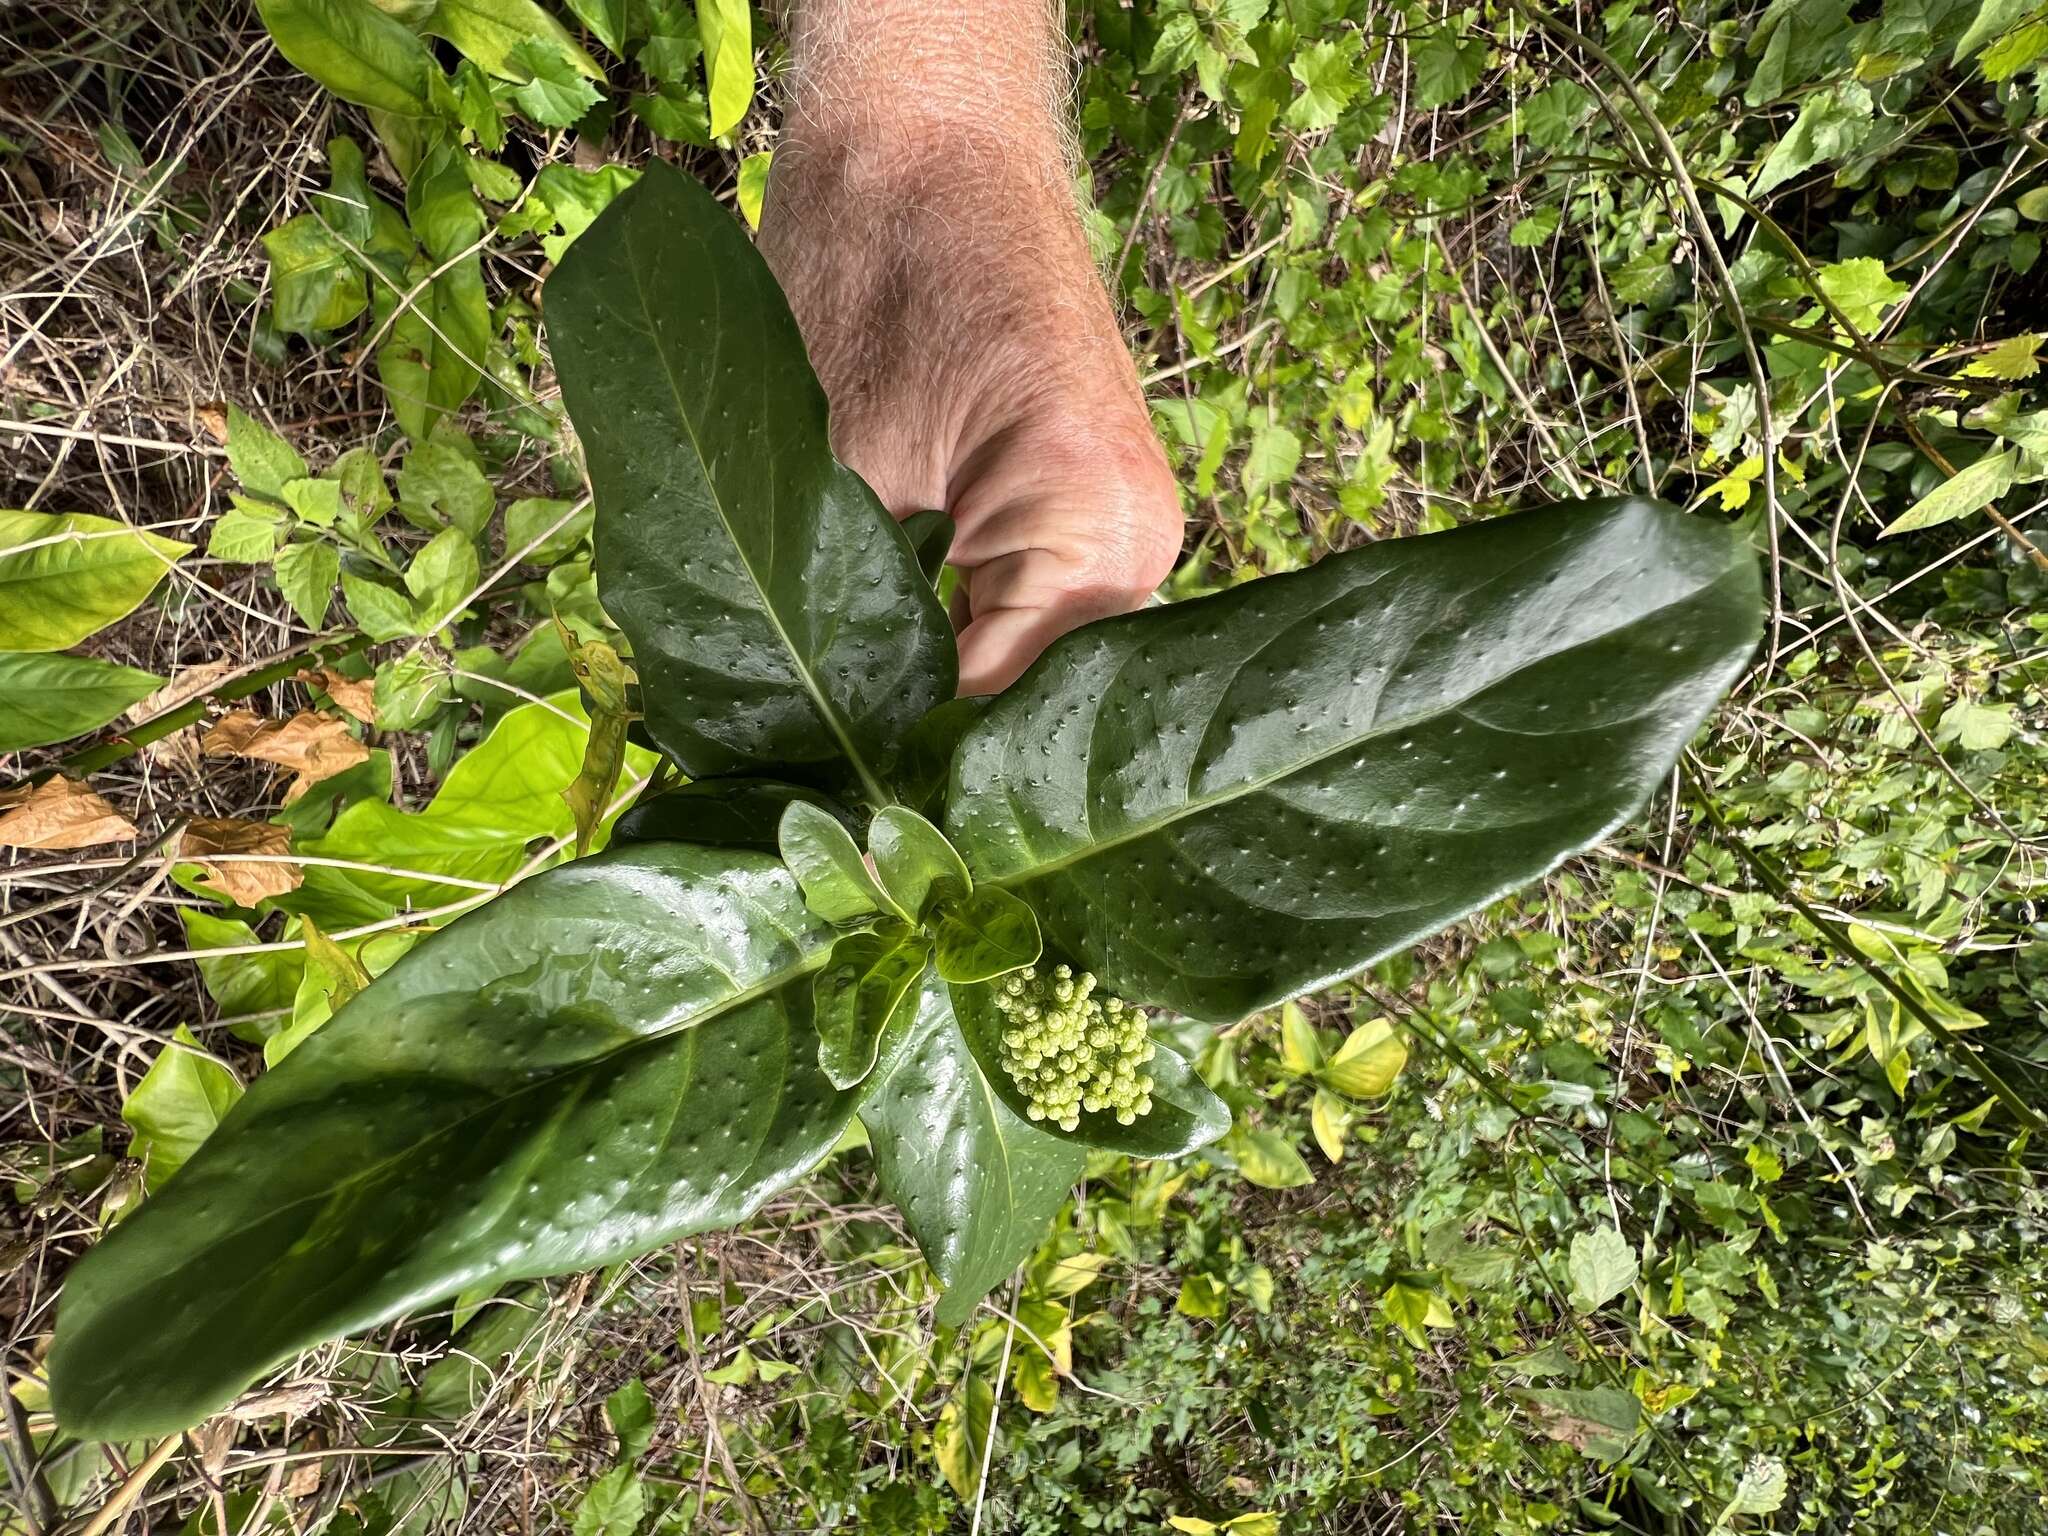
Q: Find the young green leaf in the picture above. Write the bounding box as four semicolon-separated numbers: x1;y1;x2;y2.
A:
0;653;161;752
1566;1225;1637;1313
49;843;852;1440
777;800;900;922
949;981;1230;1158
869;806;972;920
862;977;1086;1325
0;510;191;652
697;0;753;137
121;1026;242;1194
546;161;955;799
947;498;1761;1023
1881;449;2017;537
931;887;1042;984
812;927;928;1090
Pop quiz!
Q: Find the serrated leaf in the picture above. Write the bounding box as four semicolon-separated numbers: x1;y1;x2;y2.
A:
50;843;852;1439
0;509;191;651
862;979;1085;1324
1566;1225;1637;1312
206;499;289;563
546;162;954;799
507;37;604;126
0;653;161;751
947;499;1760;1023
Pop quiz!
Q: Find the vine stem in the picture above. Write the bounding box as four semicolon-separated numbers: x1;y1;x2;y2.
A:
1683;760;2046;1133
55;633;372;777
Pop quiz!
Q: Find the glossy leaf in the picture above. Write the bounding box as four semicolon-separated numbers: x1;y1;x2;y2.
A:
50;843;853;1439
900;508;954;586
869;806;971;920
861;980;1085;1325
813;927;928;1090
888;697;989;820
0;652;161;751
0;510;191;652
949;982;1230;1158
254;0;433;116
778;800;898;922
546;161;954;799
931;887;1042;984
613;779;848;853
947;498;1760;1023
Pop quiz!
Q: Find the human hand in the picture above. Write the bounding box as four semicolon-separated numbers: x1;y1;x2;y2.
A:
759;2;1183;696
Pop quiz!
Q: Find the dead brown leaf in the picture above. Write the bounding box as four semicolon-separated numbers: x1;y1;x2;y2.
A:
179;817;301;905
0;777;139;850
202;709;369;800
196;402;230;444
296;666;377;725
127;657;242;726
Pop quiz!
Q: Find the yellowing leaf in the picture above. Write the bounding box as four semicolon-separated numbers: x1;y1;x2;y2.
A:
202;709;370;800
1278;1001;1324;1073
1231;1127;1314;1189
1311;1087;1351;1162
0;509;191;651
0;777;139;850
698;0;753;138
737;150;772;230
1320;1017;1408;1098
179;818;302;906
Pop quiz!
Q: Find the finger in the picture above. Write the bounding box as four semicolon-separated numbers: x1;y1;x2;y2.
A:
956;605;1076;696
955;547;1077;616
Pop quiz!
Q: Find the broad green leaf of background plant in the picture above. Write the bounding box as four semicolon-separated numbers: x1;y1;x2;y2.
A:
121;1026;242;1194
0;653;161;751
0;510;190;651
930;887;1041;984
863;980;1087;1324
254;0;433;116
547;161;955;800
947;498;1761;1023
950;982;1231;1158
51;843;853;1439
813;927;927;1089
696;0;753;137
1566;1225;1638;1312
295;693;652;919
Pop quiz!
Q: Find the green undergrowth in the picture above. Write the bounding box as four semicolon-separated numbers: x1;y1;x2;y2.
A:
4;0;2047;1531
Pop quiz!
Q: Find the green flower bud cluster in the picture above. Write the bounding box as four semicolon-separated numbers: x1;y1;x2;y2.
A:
993;964;1155;1131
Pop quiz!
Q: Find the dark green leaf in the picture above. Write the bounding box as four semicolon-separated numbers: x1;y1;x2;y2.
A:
813;927;928;1090
50;843;852;1439
613;779;849;852
931;887;1041;984
900;508;954;586
0;652;161;752
604;1378;655;1462
868;806;971;920
949;982;1230;1158
778;800;898;921
861;979;1084;1325
546;161;955;798
886;697;989;819
946;499;1760;1023
263;213;367;334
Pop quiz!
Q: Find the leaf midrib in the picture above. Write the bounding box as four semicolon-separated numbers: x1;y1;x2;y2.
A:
981;557;1743;892
624;216;892;806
